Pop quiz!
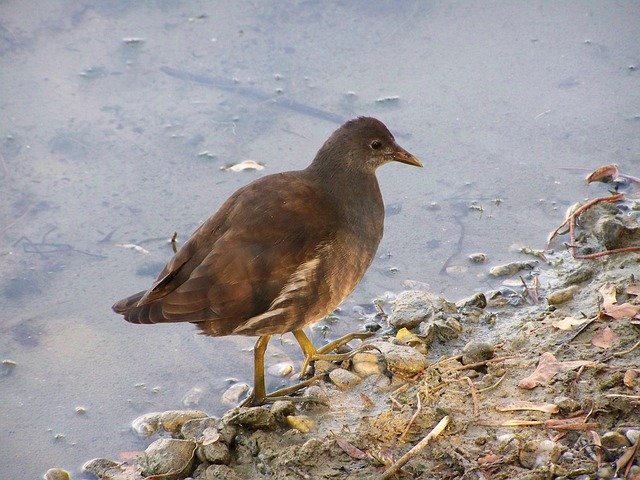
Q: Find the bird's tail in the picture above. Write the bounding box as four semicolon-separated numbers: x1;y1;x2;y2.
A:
112;290;146;315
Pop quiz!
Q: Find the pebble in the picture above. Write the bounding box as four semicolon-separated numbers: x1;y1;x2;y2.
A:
266;362;295;378
518;440;560;469
553;396;578;414
197;441;231;465
468;252;487;263
388;290;440;329
82;458;121;477
131;412;162;437
489;261;538;277
160;410;208;433
351;352;384;377
205;464;244;480
270;400;296;420
1;359;17;377
373;342;428;375
564;266;594;285
597;466;615;479
286;414;315;433
601;431;630;449
182;386;205;407
547;285;580;305
140;438;196;477
43;468;70;480
226;406;277;430
303;385;330;406
626;429;640;444
461;342;494;365
329;368;362;390
180;416;220;442
456;293;487;309
221;382;250;406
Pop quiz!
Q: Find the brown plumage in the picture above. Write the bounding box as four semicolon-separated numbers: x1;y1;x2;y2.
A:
113;116;421;403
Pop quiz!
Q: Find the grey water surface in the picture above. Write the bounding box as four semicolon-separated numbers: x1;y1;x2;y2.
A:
1;1;638;478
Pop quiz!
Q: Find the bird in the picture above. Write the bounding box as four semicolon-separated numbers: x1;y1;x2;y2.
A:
112;116;422;404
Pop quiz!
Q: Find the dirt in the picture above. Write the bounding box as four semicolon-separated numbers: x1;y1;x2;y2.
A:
78;191;640;480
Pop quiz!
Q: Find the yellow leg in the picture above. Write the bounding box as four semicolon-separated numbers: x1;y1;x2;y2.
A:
292;329;374;378
248;334;271;405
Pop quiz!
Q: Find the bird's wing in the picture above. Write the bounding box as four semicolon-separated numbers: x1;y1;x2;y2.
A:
119;172;338;331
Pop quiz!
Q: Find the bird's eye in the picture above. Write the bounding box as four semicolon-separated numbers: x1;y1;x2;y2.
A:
370;140;382;150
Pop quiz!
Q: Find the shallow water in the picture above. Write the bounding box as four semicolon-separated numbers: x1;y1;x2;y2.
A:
1;1;638;477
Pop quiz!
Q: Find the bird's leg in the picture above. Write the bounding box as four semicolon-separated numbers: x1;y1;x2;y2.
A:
292;329;374;378
241;334;270;406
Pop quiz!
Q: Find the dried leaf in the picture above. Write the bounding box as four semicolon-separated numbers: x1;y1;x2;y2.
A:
586;164;619;184
551;316;588;331
624;369;638;388
332;433;368;460
600;283;640;320
591;326;617;349
626;284;640;296
518;352;594;389
544;418;598;431
496;401;559;414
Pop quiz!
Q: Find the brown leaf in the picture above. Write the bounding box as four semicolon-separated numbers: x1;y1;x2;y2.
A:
518;352;594;389
626;284;640;296
591;326;617;349
600;283;640;320
332;433;368;460
586;164;619;184
551;316;588;331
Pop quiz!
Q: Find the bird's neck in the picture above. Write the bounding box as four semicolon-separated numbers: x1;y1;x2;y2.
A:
305;163;384;227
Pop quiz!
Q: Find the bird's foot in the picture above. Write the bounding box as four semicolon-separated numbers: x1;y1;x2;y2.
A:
240;374;325;407
299;331;375;378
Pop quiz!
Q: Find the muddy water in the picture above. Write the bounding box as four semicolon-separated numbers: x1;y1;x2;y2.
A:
1;1;638;478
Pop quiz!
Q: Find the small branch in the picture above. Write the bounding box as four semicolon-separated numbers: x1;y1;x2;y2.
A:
382;416;450;479
399;392;422;442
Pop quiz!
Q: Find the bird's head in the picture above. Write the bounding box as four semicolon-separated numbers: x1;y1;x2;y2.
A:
311;116;422;174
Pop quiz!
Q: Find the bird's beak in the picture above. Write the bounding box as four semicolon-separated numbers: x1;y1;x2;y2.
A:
392;146;423;167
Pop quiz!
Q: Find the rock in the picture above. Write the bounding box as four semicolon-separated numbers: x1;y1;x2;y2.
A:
352;352;384;377
313;359;337;375
270;400;296;421
286;414;316;433
43;468;70;480
140;438;196;478
221;382;250;405
180;416;220;442
197;441;231;465
373;343;428;375
547;285;580;305
388;290;441;329
266;362;295;378
489;261;538;277
626;429;640;444
160;410;209;433
468;252;487;263
519;440;561;469
553;396;578;414
456;293;487;309
204;464;244;480
461;342;494;365
131;412;162;437
597;466;615;479
303;385;330;406
226;406;277;430
564;266;595;285
601;431;630;449
329;368;362;390
417;315;462;344
82;458;120;475
593;215;640;250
